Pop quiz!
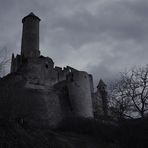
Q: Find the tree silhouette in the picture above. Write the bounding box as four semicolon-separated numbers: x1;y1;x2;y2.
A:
0;47;10;77
109;65;148;119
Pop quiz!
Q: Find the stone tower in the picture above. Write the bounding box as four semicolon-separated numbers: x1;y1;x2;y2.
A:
67;71;94;118
21;12;40;58
97;79;108;117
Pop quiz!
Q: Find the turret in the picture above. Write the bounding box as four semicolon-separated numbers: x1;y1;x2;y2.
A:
67;71;94;118
97;79;108;117
21;12;40;58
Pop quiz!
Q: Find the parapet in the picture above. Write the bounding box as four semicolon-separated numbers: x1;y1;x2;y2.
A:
54;66;78;82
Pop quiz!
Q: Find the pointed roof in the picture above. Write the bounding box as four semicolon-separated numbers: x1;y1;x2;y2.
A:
97;79;107;89
29;12;35;16
22;12;41;23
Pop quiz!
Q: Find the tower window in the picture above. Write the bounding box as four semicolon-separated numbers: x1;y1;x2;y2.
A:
45;64;48;68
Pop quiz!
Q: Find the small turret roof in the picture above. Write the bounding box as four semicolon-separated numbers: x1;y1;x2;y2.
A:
29;12;35;16
97;79;107;89
22;12;41;23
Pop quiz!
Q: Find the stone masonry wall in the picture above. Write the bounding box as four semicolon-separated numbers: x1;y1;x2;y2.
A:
67;71;94;118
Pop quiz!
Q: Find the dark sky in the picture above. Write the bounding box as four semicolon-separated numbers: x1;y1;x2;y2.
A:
0;0;148;87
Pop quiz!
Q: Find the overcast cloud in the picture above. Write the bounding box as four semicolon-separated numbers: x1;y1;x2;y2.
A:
0;0;148;87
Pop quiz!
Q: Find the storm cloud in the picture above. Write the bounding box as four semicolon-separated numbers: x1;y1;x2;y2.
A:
0;0;148;87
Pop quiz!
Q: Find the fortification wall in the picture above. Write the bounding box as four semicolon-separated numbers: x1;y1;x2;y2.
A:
66;71;94;118
11;54;22;73
14;56;58;87
54;66;78;83
0;74;64;128
93;91;104;118
88;74;94;93
7;12;96;129
9;53;95;126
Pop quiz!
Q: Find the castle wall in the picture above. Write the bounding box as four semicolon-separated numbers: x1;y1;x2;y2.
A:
7;13;97;129
11;54;22;73
0;74;64;128
54;66;78;83
89;74;94;94
18;56;57;87
66;71;94;118
93;91;104;118
9;54;95;125
54;81;74;118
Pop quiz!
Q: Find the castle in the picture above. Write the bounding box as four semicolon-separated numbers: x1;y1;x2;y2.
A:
0;13;108;128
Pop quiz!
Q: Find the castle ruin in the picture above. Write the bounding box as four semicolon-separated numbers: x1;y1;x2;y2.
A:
0;13;108;128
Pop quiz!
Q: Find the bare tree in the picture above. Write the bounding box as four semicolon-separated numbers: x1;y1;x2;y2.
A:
108;79;133;119
108;65;148;119
0;47;10;77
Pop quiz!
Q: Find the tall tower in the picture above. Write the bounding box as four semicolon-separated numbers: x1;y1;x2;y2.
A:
97;79;108;117
21;12;40;58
